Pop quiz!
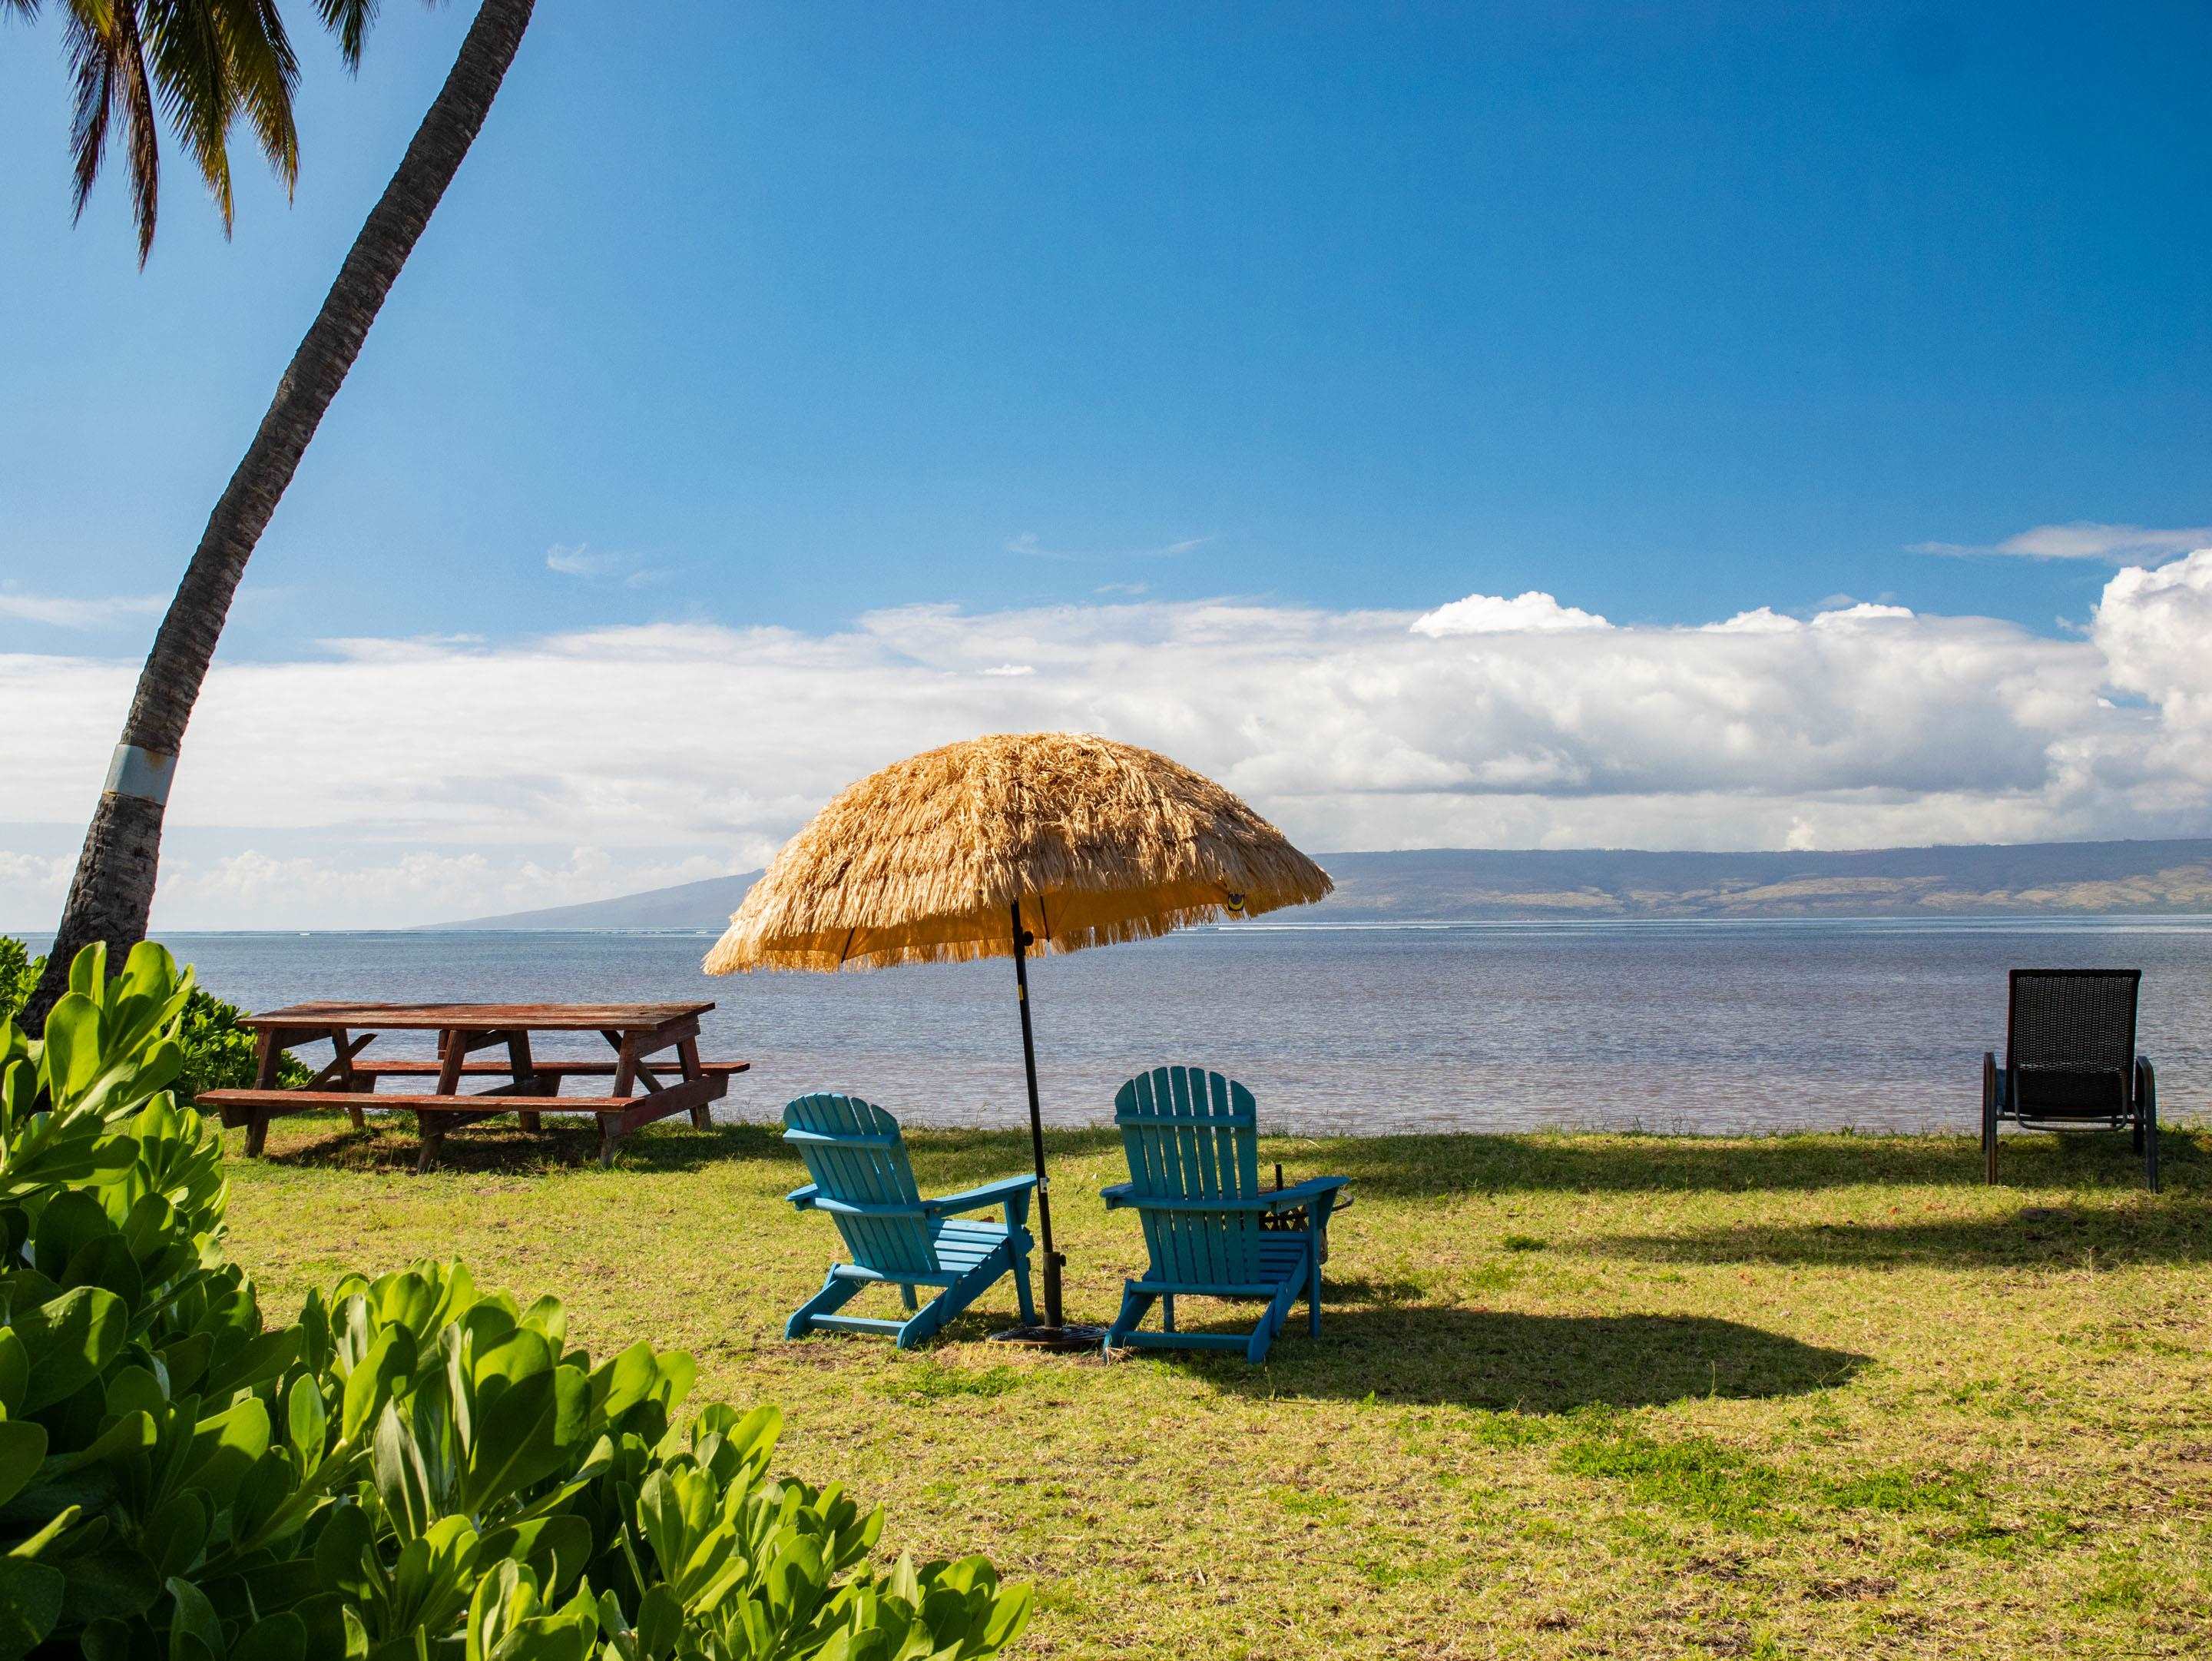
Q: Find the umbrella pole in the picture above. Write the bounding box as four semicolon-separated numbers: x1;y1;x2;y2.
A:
1010;900;1065;1328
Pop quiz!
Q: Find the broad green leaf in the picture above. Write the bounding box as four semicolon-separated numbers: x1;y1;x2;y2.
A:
164;1574;224;1661
180;1397;270;1507
14;1285;126;1412
372;1401;432;1542
0;1555;63;1661
286;1374;326;1470
229;1611;307;1661
0;1334;23;1418
0;1423;44;1510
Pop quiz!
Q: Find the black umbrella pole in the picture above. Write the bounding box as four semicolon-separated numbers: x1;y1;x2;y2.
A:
1011;901;1065;1328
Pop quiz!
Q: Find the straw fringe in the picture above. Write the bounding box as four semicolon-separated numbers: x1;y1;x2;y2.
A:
703;731;1332;974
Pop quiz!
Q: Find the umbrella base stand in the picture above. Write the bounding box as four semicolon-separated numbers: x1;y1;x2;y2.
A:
987;1322;1111;1352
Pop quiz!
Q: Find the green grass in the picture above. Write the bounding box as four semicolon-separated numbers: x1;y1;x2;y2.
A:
221;1116;2212;1659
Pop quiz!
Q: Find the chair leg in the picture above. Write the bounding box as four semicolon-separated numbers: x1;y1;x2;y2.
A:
1308;1249;1323;1338
787;1271;862;1339
1161;1295;1175;1334
899;1283;920;1312
1248;1280;1299;1364
1104;1286;1155;1354
899;1249;1013;1348
2139;1060;2159;1194
1982;1054;2001;1186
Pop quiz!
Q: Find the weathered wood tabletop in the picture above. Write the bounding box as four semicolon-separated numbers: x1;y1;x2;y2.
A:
204;1000;747;1170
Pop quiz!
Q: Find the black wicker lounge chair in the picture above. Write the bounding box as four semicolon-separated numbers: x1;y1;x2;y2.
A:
1983;970;2157;1191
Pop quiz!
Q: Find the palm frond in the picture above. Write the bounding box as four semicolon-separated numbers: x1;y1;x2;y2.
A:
63;2;164;263
141;0;240;231
315;0;378;71
210;0;300;195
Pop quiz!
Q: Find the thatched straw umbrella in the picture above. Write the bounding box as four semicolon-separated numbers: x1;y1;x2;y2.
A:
705;731;1333;1334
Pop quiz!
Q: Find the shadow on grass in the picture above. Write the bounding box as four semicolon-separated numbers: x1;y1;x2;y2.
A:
1296;1126;2207;1199
246;1115;1114;1182
1594;1197;2212;1269
250;1116;773;1176
1201;1308;1866;1410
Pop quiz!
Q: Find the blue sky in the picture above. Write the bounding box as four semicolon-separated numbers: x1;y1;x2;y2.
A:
5;3;2211;924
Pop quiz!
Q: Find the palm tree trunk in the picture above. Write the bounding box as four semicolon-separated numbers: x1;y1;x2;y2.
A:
25;0;536;1033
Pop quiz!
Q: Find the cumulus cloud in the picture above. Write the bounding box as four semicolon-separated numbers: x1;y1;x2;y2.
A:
1914;522;2212;563
1412;590;1611;635
8;560;2212;927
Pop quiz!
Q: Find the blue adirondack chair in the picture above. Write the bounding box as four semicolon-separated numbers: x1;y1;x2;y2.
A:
1101;1067;1348;1364
782;1093;1038;1348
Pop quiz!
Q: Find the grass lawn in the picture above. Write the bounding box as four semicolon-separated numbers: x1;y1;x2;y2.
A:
220;1116;2212;1659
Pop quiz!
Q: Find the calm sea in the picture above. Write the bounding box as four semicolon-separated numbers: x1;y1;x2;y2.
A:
35;918;2208;1137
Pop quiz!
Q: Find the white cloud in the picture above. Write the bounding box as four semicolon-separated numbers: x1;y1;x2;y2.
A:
0;589;164;628
545;543;664;585
1411;590;1611;636
9;559;2212;927
545;543;617;578
1913;522;2212;563
1701;607;1803;634
1810;602;1915;625
1005;532;1210;562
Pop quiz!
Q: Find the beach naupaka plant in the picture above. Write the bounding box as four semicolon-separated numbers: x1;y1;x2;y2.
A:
13;0;537;1039
0;943;1033;1658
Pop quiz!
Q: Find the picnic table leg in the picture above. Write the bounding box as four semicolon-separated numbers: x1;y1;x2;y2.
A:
596;1111;620;1169
677;1033;713;1130
435;1029;465;1095
244;1031;284;1156
328;1026;368;1129
606;1029;638;1098
508;1030;542;1134
416;1112;445;1174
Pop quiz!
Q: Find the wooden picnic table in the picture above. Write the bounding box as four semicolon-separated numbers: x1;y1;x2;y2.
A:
200;1000;748;1171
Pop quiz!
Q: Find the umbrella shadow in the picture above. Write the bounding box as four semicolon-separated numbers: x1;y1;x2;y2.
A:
1194;1307;1868;1409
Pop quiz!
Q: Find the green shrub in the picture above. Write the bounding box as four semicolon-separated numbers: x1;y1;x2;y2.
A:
0;940;35;1029
0;942;1031;1659
0;939;310;1100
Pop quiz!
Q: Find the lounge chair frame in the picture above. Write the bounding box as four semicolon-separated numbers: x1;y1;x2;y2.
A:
1983;969;2157;1192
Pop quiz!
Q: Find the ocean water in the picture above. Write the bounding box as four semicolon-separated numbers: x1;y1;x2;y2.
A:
50;918;2210;1137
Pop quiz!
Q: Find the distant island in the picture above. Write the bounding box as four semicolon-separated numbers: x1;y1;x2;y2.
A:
436;837;2212;930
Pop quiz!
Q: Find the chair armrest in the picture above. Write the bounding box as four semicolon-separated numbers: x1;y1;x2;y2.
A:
1098;1177;1349;1216
786;1183;820;1211
802;1195;931;1219
922;1175;1038;1221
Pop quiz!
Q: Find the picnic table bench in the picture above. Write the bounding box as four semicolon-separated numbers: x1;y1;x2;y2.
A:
198;1001;748;1171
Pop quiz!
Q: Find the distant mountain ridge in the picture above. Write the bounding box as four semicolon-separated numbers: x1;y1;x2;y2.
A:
436;838;2212;930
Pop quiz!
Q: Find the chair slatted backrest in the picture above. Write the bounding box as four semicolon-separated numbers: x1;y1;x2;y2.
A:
1113;1067;1267;1287
2007;970;2139;1118
783;1095;938;1277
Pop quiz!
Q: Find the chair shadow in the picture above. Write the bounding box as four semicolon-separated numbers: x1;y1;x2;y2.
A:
1594;1196;2212;1270
1195;1307;1866;1410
